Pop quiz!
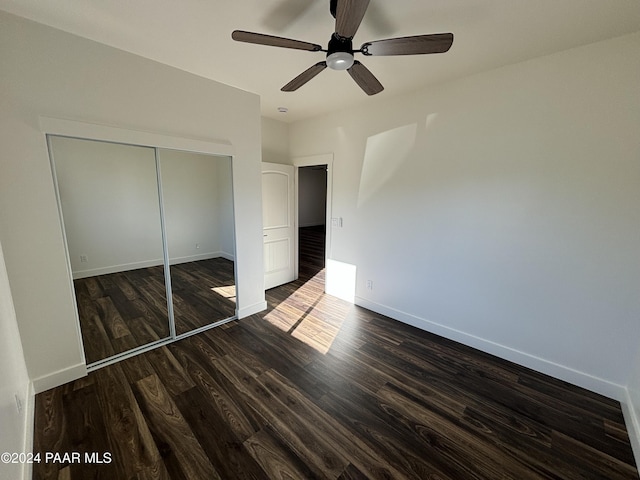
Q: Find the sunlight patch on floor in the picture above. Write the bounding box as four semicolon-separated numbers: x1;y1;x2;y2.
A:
264;270;350;354
290;312;342;355
210;285;236;303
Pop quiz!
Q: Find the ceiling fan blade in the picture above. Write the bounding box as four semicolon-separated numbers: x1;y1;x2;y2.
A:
347;61;383;95
361;33;454;56
335;0;370;38
232;30;322;52
282;62;327;91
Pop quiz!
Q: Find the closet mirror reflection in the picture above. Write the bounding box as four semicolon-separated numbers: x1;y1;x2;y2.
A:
50;136;170;364
49;136;237;368
159;149;236;335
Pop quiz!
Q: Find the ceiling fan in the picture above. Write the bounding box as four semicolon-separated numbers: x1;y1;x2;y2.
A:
231;0;453;96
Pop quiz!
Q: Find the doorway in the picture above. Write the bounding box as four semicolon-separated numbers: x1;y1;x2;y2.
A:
293;153;333;290
262;155;333;292
297;165;327;283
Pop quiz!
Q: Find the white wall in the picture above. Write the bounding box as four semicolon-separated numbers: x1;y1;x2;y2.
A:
52;141;236;278
0;240;31;480
299;167;327;227
0;11;265;392
51;136;165;277
216;158;236;257
289;32;640;398
261;116;290;164
161;150;235;262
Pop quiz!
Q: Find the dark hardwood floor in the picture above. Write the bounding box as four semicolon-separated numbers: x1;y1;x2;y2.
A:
33;226;638;479
75;258;236;364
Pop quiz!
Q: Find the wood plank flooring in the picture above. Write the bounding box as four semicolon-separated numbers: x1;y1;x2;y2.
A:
33;226;638;479
75;258;236;364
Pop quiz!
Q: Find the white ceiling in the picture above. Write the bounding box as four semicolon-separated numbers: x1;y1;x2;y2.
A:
2;0;639;122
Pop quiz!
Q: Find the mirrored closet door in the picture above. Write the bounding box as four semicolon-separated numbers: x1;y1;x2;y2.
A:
49;136;237;368
159;149;236;336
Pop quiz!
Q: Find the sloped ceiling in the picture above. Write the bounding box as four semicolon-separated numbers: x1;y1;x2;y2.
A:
1;0;639;122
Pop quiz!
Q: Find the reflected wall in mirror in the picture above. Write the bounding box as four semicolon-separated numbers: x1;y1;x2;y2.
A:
49;136;170;364
159;150;236;335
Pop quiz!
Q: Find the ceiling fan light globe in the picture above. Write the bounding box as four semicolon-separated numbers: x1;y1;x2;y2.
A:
326;51;354;70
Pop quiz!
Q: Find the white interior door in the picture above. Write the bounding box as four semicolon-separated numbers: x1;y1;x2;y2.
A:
262;162;296;290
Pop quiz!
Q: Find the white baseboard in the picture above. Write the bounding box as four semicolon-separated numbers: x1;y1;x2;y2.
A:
22;381;35;480
72;252;235;279
355;296;626;401
73;258;163;279
32;362;87;394
216;251;235;262
621;389;640;469
169;251;234;265
237;300;267;319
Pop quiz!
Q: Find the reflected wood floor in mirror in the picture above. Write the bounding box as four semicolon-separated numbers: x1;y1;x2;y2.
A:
170;257;236;335
34;227;638;479
75;258;236;364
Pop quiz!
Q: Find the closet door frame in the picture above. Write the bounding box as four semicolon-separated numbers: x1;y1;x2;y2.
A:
43;116;237;372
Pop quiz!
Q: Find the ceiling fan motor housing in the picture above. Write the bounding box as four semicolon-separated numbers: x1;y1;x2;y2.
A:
326;34;354;70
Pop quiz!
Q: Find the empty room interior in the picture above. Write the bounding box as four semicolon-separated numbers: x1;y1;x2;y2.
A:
1;1;639;479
